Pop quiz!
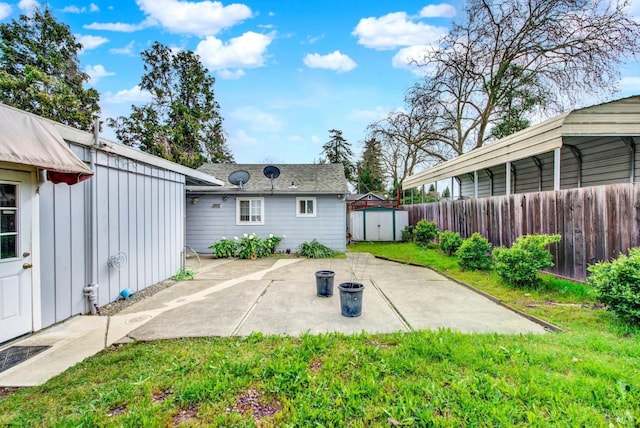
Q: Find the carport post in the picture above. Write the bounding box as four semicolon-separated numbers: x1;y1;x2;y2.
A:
505;162;511;195
553;148;561;191
473;170;479;198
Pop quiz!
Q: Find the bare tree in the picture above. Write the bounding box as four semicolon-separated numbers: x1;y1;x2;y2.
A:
411;0;640;155
368;99;452;189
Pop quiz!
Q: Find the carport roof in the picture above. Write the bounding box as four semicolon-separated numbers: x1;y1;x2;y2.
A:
403;95;640;188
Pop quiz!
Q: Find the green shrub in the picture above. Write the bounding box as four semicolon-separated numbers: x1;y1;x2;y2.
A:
439;230;463;256
236;233;269;259
414;220;439;247
587;247;640;324
298;239;336;258
456;233;492;270
401;225;415;242
210;233;284;259
493;234;561;288
209;237;237;258
264;234;283;254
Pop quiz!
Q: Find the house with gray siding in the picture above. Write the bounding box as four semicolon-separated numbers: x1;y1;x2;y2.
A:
186;164;348;254
0;104;222;344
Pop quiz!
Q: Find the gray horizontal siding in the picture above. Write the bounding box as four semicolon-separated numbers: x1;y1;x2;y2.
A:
186;194;347;253
40;144;186;327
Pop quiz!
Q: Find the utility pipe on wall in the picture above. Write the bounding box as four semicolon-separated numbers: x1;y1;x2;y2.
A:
84;119;100;315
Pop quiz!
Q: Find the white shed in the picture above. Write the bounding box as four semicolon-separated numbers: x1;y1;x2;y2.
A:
349;208;408;242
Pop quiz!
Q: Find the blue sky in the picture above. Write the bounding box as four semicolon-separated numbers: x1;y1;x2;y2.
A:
1;0;639;164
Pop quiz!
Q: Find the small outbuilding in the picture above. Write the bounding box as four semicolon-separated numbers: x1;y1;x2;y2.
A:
186;163;349;254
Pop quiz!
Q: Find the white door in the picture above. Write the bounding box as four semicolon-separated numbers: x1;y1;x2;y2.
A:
0;170;33;343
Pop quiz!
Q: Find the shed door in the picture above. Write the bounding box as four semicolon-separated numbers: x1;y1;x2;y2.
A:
0;171;33;343
365;211;394;241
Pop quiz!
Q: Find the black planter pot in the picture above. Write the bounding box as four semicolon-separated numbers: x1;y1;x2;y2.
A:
338;282;364;317
315;270;335;297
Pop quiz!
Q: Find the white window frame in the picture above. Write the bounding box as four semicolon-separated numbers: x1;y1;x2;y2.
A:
236;197;264;225
296;197;317;217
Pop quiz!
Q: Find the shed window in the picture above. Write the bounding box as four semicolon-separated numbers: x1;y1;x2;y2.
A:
296;197;316;217
236;198;264;225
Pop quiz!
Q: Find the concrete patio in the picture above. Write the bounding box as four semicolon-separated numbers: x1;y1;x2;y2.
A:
0;253;551;387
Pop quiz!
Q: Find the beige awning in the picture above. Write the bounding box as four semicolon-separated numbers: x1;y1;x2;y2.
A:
0;105;94;184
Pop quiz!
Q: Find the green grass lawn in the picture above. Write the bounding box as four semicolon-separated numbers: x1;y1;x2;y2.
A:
1;243;639;426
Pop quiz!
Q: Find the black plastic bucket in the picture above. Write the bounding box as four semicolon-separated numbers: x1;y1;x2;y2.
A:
315;270;335;297
338;282;364;317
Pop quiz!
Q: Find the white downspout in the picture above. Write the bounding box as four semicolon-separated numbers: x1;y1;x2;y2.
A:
83;120;100;314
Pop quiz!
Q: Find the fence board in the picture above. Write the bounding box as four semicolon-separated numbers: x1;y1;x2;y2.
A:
403;183;639;282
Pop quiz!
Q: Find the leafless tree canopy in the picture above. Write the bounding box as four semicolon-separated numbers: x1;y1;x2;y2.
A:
371;0;640;187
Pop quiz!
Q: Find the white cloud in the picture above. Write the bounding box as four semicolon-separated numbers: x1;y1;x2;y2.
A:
230;106;284;132
346;106;390;123
135;0;252;36
352;11;448;50
419;3;456;18
195;31;273;71
84;19;154;32
620;76;640;92
303;50;357;73
62;5;84;13
228;129;259;147
76;34;109;50
109;41;136;55
218;69;245;79
62;3;99;13
392;45;437;75
85;64;115;85
103;85;152;104
0;3;11;20
18;0;39;13
310;135;320;143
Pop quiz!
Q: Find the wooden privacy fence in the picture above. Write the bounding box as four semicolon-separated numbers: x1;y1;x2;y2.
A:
403;183;640;282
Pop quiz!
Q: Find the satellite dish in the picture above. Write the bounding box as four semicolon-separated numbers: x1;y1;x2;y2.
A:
228;170;250;189
263;165;280;179
263;166;280;191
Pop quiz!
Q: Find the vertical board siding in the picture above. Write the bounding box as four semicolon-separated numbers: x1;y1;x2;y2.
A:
39;144;187;326
186;194;347;253
404;183;640;282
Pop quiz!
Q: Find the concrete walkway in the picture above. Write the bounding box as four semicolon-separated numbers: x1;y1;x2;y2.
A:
0;253;549;387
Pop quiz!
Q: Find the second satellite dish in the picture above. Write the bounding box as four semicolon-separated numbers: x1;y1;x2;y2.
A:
228;170;250;189
263;165;280;179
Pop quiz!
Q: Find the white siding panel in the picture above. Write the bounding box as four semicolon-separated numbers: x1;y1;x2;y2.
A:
40;144;188;328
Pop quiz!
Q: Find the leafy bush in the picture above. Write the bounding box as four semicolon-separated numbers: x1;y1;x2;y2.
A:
456;233;492;270
210;233;284;259
264;234;283;254
493;234;561;288
414;220;439;247
401;225;415;242
439;230;463;256
209;237;237;258
587;247;640;324
236;233;269;259
171;267;195;281
298;239;336;258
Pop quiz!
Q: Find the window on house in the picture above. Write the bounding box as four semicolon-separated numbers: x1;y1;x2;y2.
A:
296;197;316;217
236;197;264;225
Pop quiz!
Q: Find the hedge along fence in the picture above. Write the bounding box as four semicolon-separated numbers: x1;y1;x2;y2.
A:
403;183;640;282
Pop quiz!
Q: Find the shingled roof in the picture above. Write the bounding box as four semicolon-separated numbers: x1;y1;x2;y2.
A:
192;163;349;194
